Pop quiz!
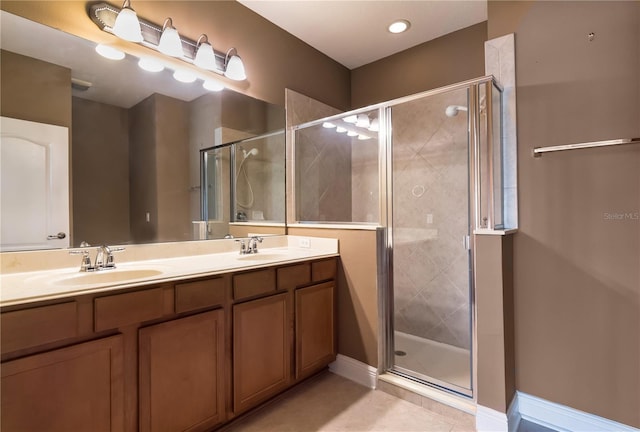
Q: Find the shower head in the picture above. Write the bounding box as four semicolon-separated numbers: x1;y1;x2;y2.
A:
445;105;468;117
242;148;259;159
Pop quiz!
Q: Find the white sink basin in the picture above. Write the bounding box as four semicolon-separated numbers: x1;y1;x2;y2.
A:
52;269;164;286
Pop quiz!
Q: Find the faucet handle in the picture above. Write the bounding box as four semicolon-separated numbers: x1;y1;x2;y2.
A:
69;249;92;272
104;246;125;269
234;239;247;254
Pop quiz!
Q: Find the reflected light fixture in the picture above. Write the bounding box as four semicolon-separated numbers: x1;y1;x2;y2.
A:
203;80;225;91
224;48;246;81
358;135;372;140
347;131;359;137
194;34;217;71
343;115;357;124
158;18;183;57
336;126;347;133
95;44;125;60
138;57;164;72
388;19;411;34
322;122;337;128
356;114;370;128
112;0;143;42
368;118;380;132
173;69;197;83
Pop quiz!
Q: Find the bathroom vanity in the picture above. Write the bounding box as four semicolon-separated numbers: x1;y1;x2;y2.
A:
0;239;338;431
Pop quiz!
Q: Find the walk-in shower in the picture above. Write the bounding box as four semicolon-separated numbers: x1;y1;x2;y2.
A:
291;76;504;399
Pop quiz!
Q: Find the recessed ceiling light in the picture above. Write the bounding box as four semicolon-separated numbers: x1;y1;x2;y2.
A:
388;20;411;34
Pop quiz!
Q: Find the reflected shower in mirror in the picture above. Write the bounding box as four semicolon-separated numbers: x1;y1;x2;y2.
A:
0;10;285;249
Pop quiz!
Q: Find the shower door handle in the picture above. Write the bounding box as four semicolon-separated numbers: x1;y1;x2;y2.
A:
462;235;470;250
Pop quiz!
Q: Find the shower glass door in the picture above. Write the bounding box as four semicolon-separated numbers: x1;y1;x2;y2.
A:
389;86;473;395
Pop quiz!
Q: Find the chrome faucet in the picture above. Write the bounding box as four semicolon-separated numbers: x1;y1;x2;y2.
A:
69;243;125;272
235;236;263;255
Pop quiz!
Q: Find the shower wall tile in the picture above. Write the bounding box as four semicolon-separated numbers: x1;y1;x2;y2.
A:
485;33;518;228
392;91;472;349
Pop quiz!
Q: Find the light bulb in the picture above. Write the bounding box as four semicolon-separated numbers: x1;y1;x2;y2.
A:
158;19;183;57
112;2;143;42
224;54;246;81
388;20;411;34
194;37;218;71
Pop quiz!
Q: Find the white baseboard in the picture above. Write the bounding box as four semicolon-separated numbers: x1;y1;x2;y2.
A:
477;405;509;432
516;392;639;432
328;354;377;389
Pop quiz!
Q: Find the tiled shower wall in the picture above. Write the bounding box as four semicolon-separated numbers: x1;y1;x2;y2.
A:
392;90;471;350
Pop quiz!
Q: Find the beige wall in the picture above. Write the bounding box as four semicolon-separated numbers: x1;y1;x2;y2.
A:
72;97;130;246
288;227;380;367
0;1;351;111
489;1;640;427
351;22;487;108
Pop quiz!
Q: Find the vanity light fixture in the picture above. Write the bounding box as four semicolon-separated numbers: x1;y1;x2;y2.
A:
173;69;197;83
388;19;411;34
89;2;247;81
224;48;246;81
336;126;347;133
322;122;337;128
343;115;357;124
95;44;125;60
138;57;164;72
358;134;372;140
203;80;225;92
158;18;183;57
194;35;218;71
347;130;359;137
112;0;142;42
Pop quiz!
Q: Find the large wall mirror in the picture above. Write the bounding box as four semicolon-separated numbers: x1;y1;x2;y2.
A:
0;10;286;250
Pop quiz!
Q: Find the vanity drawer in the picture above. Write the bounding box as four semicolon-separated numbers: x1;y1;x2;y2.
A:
94;288;164;331
175;277;227;313
233;269;276;300
1;302;78;354
277;263;311;290
312;258;337;282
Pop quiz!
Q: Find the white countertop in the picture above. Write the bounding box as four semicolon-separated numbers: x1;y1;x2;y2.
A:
0;236;338;308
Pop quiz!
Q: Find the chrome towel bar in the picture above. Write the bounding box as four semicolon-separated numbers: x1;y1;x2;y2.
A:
533;137;640;157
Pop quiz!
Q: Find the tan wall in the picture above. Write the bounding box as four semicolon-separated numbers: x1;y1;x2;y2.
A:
489;1;640;427
72;97;130;246
0;50;71;129
351;22;487;108
0;1;351;110
475;234;515;413
288;227;379;367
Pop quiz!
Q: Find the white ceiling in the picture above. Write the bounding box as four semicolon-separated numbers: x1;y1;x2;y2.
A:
239;0;488;69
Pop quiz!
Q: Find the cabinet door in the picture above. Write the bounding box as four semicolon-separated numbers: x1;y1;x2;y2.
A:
1;335;124;432
139;309;225;432
233;293;290;414
295;281;336;380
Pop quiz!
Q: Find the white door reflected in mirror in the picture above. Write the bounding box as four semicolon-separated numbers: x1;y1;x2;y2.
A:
1;116;69;251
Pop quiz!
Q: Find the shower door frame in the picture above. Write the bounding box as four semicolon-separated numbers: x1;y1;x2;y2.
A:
377;76;502;401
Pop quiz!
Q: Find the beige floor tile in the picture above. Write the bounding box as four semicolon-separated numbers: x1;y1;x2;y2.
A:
225;372;464;431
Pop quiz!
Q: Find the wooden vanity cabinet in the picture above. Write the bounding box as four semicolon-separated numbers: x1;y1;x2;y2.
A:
1;334;124;432
139;309;226;432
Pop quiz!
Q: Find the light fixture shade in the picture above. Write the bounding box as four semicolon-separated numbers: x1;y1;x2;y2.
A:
343;115;357;124
322;122;337;128
368;118;380;132
224;54;246;81
194;41;217;71
112;6;143;42
203;80;225;91
158;20;183;57
336;126;347;133
347;131;359;137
